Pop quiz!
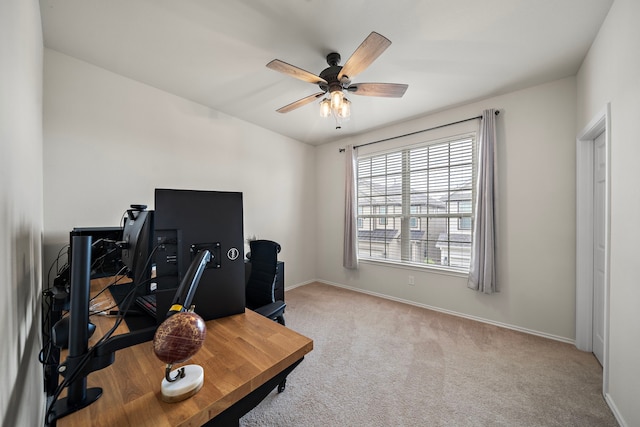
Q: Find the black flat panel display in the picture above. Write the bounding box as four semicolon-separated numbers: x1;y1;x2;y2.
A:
70;227;124;279
153;189;245;321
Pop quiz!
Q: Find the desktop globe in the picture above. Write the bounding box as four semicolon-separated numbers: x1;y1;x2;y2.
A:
153;310;207;402
153;311;206;363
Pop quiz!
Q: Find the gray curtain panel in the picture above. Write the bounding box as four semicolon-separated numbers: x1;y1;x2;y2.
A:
343;145;358;269
468;109;498;293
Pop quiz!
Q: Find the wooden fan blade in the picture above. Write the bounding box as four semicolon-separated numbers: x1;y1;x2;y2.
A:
267;59;327;84
348;83;408;98
276;92;325;113
338;32;392;81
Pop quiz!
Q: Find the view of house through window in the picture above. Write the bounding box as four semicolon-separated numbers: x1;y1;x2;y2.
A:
357;134;476;271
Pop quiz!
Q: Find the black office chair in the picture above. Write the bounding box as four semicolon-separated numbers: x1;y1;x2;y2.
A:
245;239;286;326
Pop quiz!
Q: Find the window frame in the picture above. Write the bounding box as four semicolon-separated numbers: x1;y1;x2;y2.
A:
356;132;476;273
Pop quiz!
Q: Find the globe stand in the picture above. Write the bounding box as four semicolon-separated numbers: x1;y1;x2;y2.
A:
160;364;205;403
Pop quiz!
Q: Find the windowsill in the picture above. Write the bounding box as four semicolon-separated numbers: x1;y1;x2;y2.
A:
357;258;469;279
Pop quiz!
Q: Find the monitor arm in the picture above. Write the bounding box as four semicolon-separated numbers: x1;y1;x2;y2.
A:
167;249;212;315
50;246;212;423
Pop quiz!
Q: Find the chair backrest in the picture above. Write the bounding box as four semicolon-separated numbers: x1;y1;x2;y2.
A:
245;240;281;308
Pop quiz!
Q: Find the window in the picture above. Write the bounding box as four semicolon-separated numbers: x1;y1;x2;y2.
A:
410;206;419;229
378;206;387;226
357;134;475;271
457;201;472;230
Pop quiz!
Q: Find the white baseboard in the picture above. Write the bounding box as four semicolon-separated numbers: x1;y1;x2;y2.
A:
291;279;575;346
284;280;315;291
604;392;628;427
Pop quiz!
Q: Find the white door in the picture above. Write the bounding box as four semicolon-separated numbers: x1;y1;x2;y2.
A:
592;131;606;365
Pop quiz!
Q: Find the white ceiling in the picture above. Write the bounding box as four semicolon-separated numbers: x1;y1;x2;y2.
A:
40;0;613;145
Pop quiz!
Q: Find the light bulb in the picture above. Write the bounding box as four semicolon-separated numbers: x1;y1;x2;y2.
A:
319;99;331;117
330;90;344;111
338;98;351;119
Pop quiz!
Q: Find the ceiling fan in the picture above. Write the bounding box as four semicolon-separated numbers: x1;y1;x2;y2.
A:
266;31;408;126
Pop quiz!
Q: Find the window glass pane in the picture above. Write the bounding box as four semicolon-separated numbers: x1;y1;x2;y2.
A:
378;206;387;225
370;175;386;192
358;159;371;177
428;144;449;168
386;152;402;174
450;164;471;186
370;156;386;175
458;217;472;230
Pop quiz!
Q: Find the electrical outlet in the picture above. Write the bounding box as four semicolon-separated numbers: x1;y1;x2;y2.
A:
408;275;415;286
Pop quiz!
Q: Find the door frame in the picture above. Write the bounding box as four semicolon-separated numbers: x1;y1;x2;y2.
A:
575;103;611;393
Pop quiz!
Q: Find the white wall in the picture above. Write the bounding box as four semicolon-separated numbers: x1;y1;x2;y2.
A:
0;0;44;425
43;49;317;290
577;0;640;424
316;77;578;341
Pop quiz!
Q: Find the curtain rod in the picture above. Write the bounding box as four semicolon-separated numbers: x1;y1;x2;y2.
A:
338;109;499;152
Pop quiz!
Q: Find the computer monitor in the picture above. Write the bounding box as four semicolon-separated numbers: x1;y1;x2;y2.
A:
69;227;124;278
53;226;125;299
153;189;245;321
120;206;154;296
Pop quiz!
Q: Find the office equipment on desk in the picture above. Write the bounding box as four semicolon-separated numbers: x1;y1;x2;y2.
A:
115;190;248;326
47;189;294;424
47;236;158;425
135;293;157;318
118;205;155;297
44;226;126;398
70;226;124;278
154;189;246;323
46;228;123;345
55;276;313;427
51;236;102;419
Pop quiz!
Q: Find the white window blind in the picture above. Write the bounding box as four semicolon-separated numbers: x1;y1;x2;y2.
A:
357;134;476;271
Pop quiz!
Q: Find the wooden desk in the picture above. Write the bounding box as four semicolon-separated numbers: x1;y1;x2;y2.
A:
57;278;313;427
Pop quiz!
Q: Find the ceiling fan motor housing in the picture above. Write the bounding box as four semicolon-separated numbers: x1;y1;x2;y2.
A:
319;52;350;93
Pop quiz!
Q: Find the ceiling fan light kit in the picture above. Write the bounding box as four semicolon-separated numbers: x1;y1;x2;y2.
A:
330;90;343;111
267;31;408;130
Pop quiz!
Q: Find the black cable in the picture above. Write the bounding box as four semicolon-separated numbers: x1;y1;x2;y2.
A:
119;209;128;229
89;238;120;276
46;245;69;292
89;265;128;302
87;266;129;315
41;247;73;401
39;291;55;365
41;246;71;358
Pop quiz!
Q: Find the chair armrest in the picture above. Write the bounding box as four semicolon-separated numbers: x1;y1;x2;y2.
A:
253;301;286;319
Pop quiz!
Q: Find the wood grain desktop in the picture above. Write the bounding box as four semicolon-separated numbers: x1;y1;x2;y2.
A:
57;277;313;427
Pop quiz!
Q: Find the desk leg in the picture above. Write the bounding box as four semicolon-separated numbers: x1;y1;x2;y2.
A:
204;357;304;427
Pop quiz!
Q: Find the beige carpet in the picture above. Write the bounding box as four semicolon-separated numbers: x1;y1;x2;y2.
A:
240;282;617;426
